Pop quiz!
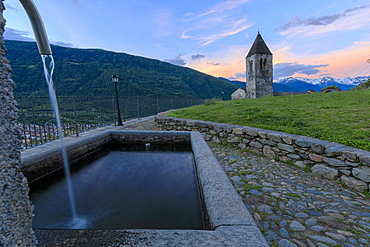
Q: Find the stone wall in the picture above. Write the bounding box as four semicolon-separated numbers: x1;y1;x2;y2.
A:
155;114;370;193
0;1;37;246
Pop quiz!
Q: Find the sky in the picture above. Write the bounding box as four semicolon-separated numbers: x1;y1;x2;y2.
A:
3;0;370;81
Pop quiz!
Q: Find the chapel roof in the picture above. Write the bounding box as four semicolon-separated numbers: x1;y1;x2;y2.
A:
246;32;272;58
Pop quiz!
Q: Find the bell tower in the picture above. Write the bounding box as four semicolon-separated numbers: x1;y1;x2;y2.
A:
246;32;273;98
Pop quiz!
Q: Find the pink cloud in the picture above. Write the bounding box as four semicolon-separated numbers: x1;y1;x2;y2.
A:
187;39;370;80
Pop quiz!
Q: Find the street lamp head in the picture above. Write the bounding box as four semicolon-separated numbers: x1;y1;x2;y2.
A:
112;75;119;84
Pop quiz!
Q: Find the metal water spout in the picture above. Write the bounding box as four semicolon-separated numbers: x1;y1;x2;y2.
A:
19;0;79;223
19;0;52;55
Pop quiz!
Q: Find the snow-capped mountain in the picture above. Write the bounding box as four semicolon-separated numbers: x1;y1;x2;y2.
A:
274;76;369;92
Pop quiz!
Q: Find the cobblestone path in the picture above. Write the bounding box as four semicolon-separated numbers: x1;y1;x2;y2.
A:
211;143;370;247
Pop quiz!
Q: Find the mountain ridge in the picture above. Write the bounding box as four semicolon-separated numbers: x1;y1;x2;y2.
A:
5;40;238;99
275;76;368;86
274;76;369;92
227;76;369;93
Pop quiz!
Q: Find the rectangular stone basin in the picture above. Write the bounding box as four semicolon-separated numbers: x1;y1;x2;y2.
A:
21;127;268;246
30;143;205;230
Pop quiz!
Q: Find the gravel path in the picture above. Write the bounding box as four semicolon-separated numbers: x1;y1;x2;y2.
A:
123;117;370;247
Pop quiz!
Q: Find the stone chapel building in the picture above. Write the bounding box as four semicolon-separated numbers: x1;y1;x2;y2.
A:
245;32;273;98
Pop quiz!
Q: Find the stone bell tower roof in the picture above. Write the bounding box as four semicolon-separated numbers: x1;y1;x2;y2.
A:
246;32;272;58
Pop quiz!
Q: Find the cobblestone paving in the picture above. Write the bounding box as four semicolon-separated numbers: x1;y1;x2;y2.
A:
211;143;370;247
124;118;370;247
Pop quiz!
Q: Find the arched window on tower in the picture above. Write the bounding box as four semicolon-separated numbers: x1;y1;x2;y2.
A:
249;60;254;76
260;58;267;73
260;59;263;71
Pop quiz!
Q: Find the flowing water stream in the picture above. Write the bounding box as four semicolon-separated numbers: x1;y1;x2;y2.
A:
41;55;88;228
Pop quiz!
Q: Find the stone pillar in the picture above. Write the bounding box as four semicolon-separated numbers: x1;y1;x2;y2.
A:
0;1;37;246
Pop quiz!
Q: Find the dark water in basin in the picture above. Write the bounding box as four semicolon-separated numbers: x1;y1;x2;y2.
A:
30;148;205;230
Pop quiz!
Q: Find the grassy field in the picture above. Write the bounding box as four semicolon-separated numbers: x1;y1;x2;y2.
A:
169;89;370;151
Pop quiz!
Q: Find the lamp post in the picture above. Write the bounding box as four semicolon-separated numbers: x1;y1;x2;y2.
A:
112;75;123;126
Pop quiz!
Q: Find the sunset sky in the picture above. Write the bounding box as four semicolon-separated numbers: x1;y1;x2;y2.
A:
4;0;370;80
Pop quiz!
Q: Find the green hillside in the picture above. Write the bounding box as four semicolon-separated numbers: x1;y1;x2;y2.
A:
5;40;238;99
169;90;370;151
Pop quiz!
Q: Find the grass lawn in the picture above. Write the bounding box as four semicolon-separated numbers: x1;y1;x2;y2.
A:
169;90;370;151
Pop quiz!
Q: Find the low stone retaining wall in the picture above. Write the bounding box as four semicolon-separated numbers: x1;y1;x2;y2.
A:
155;115;370;192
